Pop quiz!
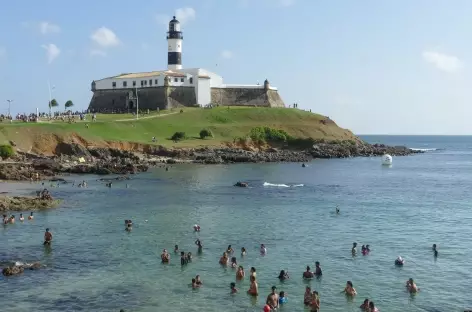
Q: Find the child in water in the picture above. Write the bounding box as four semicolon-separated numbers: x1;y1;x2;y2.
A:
28;212;34;220
19;213;24;222
230;282;238;294
279;291;287;304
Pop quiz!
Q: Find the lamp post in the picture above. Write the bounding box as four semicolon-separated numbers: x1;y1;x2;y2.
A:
6;99;13;117
135;87;139;120
48;80;55;118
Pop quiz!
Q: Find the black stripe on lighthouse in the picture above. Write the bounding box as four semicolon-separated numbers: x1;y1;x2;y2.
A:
168;52;181;65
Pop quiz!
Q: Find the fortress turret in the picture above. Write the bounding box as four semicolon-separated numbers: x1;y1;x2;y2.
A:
264;79;270;91
167;16;183;70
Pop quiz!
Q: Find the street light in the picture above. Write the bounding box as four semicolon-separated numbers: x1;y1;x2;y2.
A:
6;99;13;117
135;87;139;120
48;80;56;118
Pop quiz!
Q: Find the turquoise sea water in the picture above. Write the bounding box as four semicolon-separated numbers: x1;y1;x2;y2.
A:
1;135;471;312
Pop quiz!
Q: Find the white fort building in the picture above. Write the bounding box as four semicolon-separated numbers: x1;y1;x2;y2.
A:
88;16;285;112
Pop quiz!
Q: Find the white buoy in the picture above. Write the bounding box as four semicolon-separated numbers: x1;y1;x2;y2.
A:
381;154;393;166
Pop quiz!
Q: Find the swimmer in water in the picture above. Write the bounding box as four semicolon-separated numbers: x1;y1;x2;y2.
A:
315;261;322;276
278;270;289;280
193;224;200;232
174;245;179;253
250;267;257;278
266;286;279;310
2;214;8;225
195;239;203;253
432;244;438;257
19;213;24;222
303;266;314;279
247;275;258;296
310;291;320;312
236;266;245;280
125;223;132;232
342;281;357;296
360;298;370;310
279;291;287;304
161;249;170;263
304;286;312;305
195;275;202;286
260;244;267;255
219;252;228;266
9;215;15;224
230;282;238;294
230;257;237;268
395;256;404;266
28;212;34;220
44;228;52;245
369;301;379;312
241;247;246;256
191;278;199;289
186;252;192;262
406;278;418;293
366;244;370;253
352;242;357;255
336;206;340;214
180;251;187;265
226;245;234;254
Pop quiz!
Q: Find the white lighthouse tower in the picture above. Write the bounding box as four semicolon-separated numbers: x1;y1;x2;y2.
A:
167;16;183;70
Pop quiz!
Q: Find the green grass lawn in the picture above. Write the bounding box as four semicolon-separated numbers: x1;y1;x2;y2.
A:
0;107;356;148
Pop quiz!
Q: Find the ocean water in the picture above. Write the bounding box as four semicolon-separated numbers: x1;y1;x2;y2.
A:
1;135;471;312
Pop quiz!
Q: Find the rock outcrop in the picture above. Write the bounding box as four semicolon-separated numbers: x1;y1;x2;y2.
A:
2;262;42;276
0;196;60;212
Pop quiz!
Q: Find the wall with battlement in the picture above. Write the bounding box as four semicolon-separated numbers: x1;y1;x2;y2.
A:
88;87;197;112
210;88;285;107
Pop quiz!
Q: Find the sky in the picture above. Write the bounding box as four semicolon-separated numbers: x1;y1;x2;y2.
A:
1;0;472;134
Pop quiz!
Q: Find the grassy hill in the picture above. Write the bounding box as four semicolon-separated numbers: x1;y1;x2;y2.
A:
0;107;358;155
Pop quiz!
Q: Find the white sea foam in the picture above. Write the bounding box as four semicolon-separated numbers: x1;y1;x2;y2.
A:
410;148;438;152
263;182;304;187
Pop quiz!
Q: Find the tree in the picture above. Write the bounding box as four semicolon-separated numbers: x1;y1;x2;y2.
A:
49;99;58;108
199;129;213;139
0;144;14;159
65;100;74;109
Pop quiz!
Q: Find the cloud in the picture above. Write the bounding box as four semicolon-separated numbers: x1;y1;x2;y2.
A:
90;27;120;48
39;21;61;34
176;7;196;25
90;49;107;57
278;0;295;6
156;7;196;27
422;51;463;73
221;50;233;59
41;43;61;64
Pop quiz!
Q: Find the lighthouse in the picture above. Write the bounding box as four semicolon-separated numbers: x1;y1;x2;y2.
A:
167;16;183;70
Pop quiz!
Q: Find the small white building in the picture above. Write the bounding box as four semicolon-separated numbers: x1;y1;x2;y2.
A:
88;15;284;112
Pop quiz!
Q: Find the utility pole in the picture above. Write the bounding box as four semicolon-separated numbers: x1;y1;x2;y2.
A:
135;87;139;120
48;80;55;118
6;99;13;117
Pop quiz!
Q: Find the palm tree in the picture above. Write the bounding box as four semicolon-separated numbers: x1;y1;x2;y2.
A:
49;99;58;108
65;100;74;110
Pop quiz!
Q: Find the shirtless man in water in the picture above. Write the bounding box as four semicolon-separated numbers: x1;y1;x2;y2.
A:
247;275;258;296
266;286;279;310
44;228;52;245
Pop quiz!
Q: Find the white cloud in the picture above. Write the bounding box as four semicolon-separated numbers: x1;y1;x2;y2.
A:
90;27;120;48
39;21;61;34
90;49;107;57
221;50;233;59
279;0;295;6
422;51;463;73
157;7;196;27
176;7;196;25
41;43;61;64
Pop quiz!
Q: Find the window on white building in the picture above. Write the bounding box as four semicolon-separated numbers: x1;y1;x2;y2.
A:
141;81;144;87
123;81;127;87
189;77;193;84
112;82;116;88
149;79;152;86
181;78;184;82
133;81;136;87
174;78;178;82
155;79;158;85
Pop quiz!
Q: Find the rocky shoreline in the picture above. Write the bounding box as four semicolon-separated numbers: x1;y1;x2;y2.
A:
0;141;423;181
0;196;61;212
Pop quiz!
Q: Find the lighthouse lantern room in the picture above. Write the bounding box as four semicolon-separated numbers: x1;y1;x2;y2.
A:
167;16;183;70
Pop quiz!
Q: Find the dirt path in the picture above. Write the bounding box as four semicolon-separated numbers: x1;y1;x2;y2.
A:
114;112;178;122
